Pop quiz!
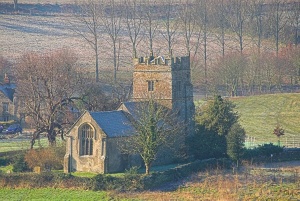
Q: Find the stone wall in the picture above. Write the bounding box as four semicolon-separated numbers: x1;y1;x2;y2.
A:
64;112;105;173
132;55;195;135
64;112;143;174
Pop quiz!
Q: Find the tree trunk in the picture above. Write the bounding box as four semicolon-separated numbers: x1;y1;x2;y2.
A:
95;40;99;82
14;0;18;10
145;163;150;175
113;41;117;83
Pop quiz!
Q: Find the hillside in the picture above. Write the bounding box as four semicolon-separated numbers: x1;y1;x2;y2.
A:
231;93;300;147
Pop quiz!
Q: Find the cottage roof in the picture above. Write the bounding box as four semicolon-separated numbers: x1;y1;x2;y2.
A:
90;110;136;137
0;83;16;102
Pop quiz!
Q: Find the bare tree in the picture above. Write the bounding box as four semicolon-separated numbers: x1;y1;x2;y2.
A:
14;49;85;148
266;0;289;56
260;0;289;91
178;0;203;69
211;0;227;57
225;0;251;54
249;0;265;53
124;0;143;58
213;53;247;96
70;0;102;82
194;0;211;96
142;0;159;55
260;52;278;92
287;1;300;46
160;0;179;56
120;98;184;174
79;82;119;112
13;0;18;10
244;52;264;95
178;0;196;56
101;0;122;83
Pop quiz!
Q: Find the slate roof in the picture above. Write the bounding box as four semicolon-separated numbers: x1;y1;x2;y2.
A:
89;110;136;137
0;83;16;102
120;101;153;118
119;101;167;121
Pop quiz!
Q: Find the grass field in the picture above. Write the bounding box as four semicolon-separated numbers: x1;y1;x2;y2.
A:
0;137;61;153
0;188;111;201
231;93;300;146
0;0;81;3
195;93;300;147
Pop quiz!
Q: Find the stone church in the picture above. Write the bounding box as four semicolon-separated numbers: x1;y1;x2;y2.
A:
64;54;195;173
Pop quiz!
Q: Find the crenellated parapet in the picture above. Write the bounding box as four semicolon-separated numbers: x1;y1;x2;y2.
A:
133;54;190;70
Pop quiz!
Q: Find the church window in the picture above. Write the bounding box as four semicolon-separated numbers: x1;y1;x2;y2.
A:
147;80;154;91
79;124;94;156
101;138;106;157
2;102;8;113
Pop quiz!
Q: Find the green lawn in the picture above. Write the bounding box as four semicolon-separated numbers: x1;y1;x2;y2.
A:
0;141;29;152
0;188;112;201
231;93;300;145
195;93;300;146
0;138;61;153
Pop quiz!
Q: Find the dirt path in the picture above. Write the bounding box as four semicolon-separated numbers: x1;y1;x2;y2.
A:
258;160;300;169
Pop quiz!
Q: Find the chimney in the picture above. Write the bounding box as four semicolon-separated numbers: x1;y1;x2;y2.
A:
4;73;10;84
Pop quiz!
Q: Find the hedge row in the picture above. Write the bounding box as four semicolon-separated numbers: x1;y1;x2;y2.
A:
0;172;92;189
142;158;231;190
0;158;230;191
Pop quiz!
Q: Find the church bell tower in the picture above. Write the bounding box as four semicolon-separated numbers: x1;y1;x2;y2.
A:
132;54;195;134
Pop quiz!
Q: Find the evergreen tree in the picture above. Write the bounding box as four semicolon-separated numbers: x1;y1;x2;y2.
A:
191;95;240;159
226;123;246;167
187;125;227;160
196;95;238;136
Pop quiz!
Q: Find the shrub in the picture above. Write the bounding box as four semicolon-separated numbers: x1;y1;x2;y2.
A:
226;123;246;163
12;154;30;172
257;143;283;156
187;125;227;160
242;147;261;160
0;157;11;166
124;167;144;191
24;143;65;171
242;143;284;163
93;174;118;191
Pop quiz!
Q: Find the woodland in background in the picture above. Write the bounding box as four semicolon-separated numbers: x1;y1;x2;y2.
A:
0;0;299;97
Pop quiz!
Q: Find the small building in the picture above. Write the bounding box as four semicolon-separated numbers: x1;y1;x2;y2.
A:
64;110;140;173
0;74;19;123
64;54;195;173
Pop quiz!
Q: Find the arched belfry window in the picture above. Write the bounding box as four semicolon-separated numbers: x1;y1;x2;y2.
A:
79;124;94;156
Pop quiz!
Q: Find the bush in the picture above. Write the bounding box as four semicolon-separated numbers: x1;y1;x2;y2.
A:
226;123;246;167
93;174;119;191
0;157;11;166
123;167;144;191
24;143;65;171
0;172;94;189
187;125;227;160
242;143;284;162
12;154;30;172
242;148;261;160
257;143;283;156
